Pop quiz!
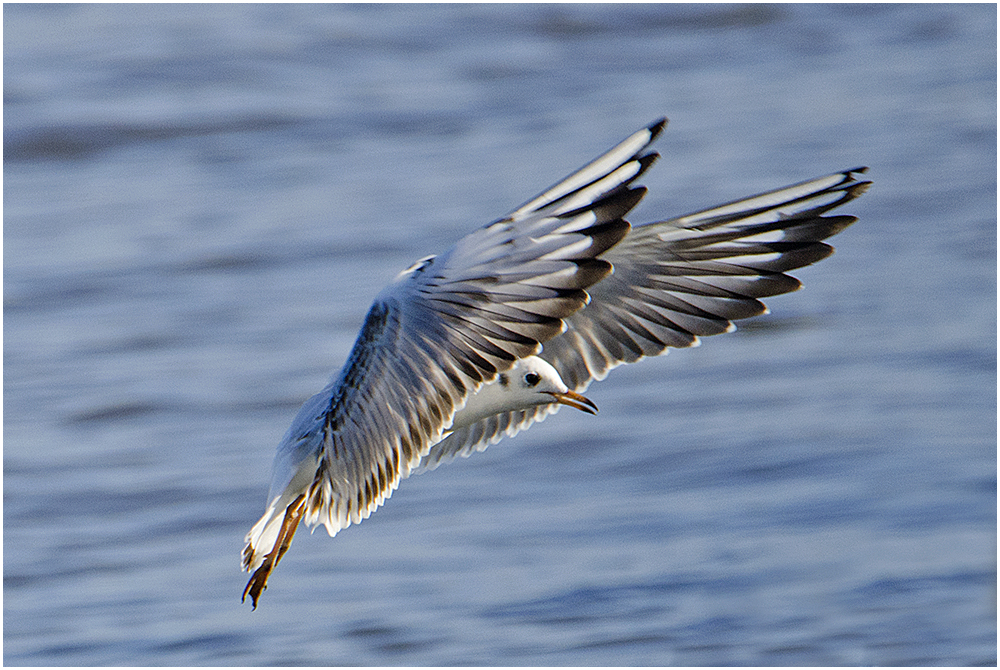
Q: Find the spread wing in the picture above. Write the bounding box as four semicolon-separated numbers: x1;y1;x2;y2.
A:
417;166;871;472
414;404;558;474
287;120;665;538
543;166;872;390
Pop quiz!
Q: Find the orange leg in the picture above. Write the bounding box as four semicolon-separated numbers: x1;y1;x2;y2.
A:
242;494;306;610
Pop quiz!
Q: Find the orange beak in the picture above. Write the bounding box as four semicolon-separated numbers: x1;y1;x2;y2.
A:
547;390;598;415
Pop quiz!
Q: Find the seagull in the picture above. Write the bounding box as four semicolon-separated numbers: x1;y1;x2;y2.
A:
242;118;870;608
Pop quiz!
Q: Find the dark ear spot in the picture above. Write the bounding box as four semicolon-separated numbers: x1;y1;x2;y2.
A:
498;373;509;387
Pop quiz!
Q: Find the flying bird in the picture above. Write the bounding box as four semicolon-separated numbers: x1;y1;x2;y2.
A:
242;118;870;608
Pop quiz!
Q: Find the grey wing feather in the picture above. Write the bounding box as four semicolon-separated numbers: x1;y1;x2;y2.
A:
542;167;870;391
413;404;556;474
419;167;870;471
297;121;663;535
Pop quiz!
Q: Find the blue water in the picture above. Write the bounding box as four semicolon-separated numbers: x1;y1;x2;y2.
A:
4;4;996;666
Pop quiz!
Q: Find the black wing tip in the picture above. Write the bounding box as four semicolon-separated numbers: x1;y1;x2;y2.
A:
648;118;669;139
558;183;647;222
850;180;872;196
635;150;660;176
842;167;872;193
822;214;860;238
838;181;872;207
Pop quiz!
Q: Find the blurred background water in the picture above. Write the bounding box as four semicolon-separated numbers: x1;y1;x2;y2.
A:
4;4;996;666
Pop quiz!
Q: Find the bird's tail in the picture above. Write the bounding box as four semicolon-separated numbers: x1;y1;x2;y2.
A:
242;500;282;572
242;493;307;609
242;491;303;572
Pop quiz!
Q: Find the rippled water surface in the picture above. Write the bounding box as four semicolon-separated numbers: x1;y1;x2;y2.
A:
5;4;996;666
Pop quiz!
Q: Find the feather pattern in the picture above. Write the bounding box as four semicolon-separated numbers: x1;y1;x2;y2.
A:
418;167;869;472
243;118;870;610
243;120;665;574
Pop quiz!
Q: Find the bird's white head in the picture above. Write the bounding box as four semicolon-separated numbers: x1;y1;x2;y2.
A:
497;356;598;414
452;356;598;430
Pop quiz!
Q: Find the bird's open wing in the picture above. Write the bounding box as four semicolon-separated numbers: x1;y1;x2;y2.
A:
290;121;664;537
413;404;555;474
544;167;871;390
416;167;870;472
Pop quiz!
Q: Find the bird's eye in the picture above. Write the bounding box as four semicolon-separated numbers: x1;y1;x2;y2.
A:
524;372;541;387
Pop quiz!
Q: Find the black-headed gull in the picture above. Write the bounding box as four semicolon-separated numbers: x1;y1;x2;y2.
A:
242;118;870;608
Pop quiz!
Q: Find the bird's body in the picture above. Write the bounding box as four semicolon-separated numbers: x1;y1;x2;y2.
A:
242;118;870;608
